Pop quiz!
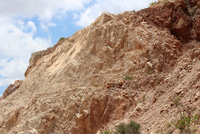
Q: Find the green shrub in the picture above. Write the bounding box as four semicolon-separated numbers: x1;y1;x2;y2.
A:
59;37;65;41
142;95;146;102
149;1;157;6
126;121;140;134
95;84;99;87
124;76;133;80
104;130;112;134
192;115;200;123
115;121;140;134
138;95;146;103
172;111;191;131
115;124;126;134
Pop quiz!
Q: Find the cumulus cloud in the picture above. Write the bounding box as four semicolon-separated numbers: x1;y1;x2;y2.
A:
76;0;156;27
0;0;92;21
0;18;51;87
0;0;93;33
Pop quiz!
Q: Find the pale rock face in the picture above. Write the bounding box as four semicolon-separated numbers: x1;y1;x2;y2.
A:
0;0;200;134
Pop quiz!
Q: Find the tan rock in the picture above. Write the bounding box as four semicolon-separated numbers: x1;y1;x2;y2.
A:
0;0;200;134
2;80;23;99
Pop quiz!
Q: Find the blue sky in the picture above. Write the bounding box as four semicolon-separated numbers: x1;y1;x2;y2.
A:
0;0;156;96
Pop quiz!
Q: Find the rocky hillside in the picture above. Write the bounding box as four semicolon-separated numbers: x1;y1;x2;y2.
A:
0;0;199;133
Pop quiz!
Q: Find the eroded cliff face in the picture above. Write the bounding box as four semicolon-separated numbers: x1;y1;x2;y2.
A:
137;0;200;42
0;0;199;134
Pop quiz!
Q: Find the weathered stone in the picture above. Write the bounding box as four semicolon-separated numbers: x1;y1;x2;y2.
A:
0;0;200;134
2;80;23;99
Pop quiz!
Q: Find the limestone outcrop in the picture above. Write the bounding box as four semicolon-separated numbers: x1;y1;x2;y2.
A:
0;0;199;133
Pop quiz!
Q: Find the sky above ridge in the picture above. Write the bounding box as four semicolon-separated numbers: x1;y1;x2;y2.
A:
0;0;156;96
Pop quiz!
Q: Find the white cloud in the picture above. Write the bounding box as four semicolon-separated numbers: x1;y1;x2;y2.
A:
27;21;37;34
0;77;13;87
0;0;93;34
16;20;36;34
0;59;27;80
0;0;92;22
76;0;157;27
0;18;51;87
40;22;57;32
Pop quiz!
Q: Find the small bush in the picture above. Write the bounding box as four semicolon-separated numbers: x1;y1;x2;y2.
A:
104;130;112;134
95;84;99;87
124;76;133;80
115;124;126;134
192;115;200;123
126;121;140;134
149;1;157;6
115;121;140;134
59;37;65;41
142;95;146;102
172;111;191;132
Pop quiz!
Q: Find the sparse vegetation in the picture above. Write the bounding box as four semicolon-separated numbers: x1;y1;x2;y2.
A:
95;83;104;88
114;121;140;134
168;96;200;133
95;84;99;87
149;1;157;6
104;130;112;134
170;97;181;106
192;115;200;124
142;95;146;102
132;10;136;13
172;111;200;133
172;111;191;131
59;37;65;41
145;69;154;75
138;95;146;103
123;76;133;80
115;124;126;134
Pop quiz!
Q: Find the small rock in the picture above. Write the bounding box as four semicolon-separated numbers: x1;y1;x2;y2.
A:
176;88;183;95
76;113;82;118
195;92;200;97
136;104;143;112
152;97;157;103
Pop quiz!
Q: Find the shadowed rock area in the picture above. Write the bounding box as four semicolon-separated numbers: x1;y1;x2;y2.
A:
137;0;200;42
0;0;199;134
